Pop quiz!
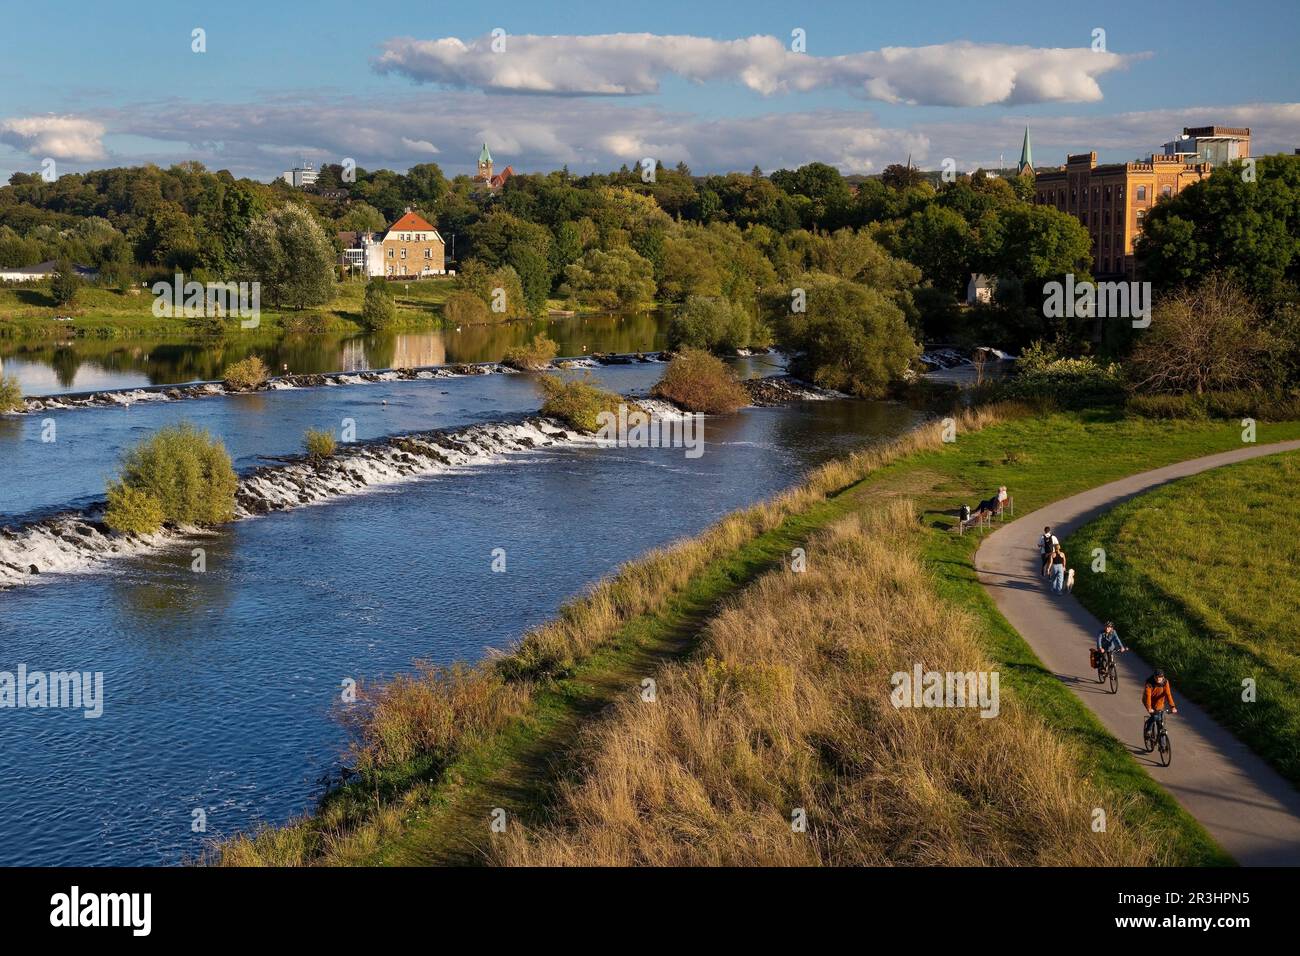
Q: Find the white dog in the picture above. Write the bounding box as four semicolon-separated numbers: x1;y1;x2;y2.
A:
1066;568;1075;592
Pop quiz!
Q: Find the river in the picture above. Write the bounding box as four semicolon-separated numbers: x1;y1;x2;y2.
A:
0;356;922;865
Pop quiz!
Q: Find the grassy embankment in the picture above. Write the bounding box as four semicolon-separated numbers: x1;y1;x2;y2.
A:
0;278;456;340
216;407;1300;867
1068;451;1300;786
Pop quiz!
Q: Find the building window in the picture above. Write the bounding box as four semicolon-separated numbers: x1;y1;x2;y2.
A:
1104;186;1111;202
387;248;394;258
400;248;406;259
1081;212;1088;225
1071;188;1077;205
1161;185;1173;198
1137;185;1147;200
424;249;432;259
1118;185;1124;198
1136;210;1146;232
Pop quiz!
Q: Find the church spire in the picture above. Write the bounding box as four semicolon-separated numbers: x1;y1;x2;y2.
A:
1018;127;1034;175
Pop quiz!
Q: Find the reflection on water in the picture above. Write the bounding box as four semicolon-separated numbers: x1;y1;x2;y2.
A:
0;312;669;396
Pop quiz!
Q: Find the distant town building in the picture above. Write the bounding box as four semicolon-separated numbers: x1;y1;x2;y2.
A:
1161;126;1251;166
472;142;514;191
280;162;319;189
371;208;446;278
1032;126;1249;278
0;261;98;283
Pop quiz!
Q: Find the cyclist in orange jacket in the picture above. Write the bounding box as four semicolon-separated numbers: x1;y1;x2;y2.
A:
1143;669;1178;740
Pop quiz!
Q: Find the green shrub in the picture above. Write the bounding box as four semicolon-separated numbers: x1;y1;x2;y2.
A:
503;333;559;371
361;280;398;330
282;312;331;334
667;296;756;353
1002;342;1125;408
304;428;337;460
1126;389;1300;422
651;348;749;413
537;373;628;432
444;290;490;327
0;374;22;413
223;355;270;391
51;260;81;307
104;482;166;535
106;423;237;529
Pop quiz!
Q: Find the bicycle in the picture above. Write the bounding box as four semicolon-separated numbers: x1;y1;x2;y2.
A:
1093;647;1123;694
1143;709;1174;766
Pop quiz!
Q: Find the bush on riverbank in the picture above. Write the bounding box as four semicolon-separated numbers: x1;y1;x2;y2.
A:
496;501;1156;866
104;423;237;533
536;372;626;431
0;374;21;412
223;356;270;391
651;348;749;414
503;333;558;371
666;296;757;354
303;428;337;461
999;341;1125;408
361;280;397;331
443;290;490;327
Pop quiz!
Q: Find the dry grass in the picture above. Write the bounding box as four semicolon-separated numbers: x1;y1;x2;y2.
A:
494;500;1159;867
211;401;1025;865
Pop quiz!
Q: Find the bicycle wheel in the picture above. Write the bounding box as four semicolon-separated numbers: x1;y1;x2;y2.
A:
1108;663;1118;695
1143;723;1155;753
1158;729;1172;766
1095;665;1105;684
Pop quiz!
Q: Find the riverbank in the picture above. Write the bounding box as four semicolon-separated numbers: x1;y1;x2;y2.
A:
217;407;1300;866
1068;452;1300;788
0;279;455;340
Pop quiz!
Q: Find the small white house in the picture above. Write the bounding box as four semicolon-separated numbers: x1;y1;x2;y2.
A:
966;273;996;305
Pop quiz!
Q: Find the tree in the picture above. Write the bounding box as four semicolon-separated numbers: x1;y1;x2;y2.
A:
243;204;336;309
769;274;919;398
361;279;398;330
995;204;1093;281
895;205;974;299
1127;274;1281;395
50;259;82;307
1138;154;1300;304
667;296;755;353
560;247;656;310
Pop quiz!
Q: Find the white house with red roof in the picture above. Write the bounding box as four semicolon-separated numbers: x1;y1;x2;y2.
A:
364;207;447;278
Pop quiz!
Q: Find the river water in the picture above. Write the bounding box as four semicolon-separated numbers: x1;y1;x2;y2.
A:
0;312;667;397
0;356;922;865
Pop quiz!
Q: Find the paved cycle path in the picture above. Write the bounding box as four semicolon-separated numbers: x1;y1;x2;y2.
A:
975;440;1300;865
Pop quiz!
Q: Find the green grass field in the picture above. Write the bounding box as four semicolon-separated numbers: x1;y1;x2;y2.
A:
0;277;457;340
1068;451;1300;786
219;407;1300;866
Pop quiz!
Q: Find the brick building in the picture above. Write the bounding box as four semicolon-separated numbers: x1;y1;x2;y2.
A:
373;209;446;278
1031;126;1250;278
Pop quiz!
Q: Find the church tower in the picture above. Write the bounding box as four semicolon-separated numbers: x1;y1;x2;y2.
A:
477;143;494;182
1017;127;1034;176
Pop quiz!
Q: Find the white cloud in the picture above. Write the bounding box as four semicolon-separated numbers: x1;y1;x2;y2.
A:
14;94;1293;185
0;115;107;161
400;137;440;154
374;33;1139;106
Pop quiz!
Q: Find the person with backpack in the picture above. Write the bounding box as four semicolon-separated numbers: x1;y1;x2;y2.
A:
1048;544;1068;593
1038;526;1059;576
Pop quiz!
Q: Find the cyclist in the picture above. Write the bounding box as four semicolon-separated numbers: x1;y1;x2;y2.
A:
1096;622;1127;654
1142;669;1178;741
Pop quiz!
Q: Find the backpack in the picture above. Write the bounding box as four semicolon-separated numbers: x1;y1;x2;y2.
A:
1040;533;1056;554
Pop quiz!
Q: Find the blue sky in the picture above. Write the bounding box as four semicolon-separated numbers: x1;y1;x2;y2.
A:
1;0;1297;181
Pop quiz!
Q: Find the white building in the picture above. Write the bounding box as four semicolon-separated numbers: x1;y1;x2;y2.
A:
280;162;319;189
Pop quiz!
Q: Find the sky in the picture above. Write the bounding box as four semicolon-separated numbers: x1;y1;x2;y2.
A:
1;0;1297;183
